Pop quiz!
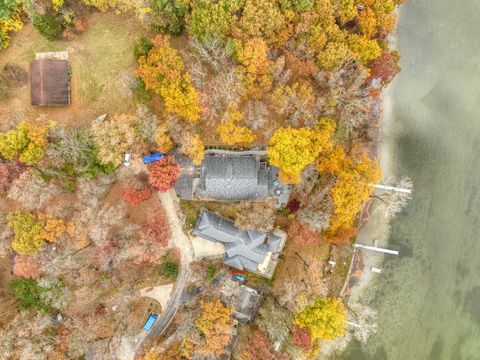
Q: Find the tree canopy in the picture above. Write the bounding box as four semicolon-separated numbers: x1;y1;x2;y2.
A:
268;119;335;184
293;297;346;342
195;299;234;356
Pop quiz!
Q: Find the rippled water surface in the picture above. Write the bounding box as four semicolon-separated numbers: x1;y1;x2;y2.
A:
339;0;480;359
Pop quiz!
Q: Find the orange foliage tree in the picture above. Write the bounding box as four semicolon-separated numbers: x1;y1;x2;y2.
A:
287;220;322;245
195;299;234;356
324;226;358;244
236;37;273;99
147;156;181;192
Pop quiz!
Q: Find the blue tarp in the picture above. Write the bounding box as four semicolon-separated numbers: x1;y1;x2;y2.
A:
143;313;158;330
142;153;165;164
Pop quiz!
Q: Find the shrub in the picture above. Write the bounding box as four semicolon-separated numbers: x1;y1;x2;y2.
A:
0;160;25;193
287;220;321;245
32;14;63;41
151;0;189;35
0;79;8;99
10;278;64;313
161;260;179;280
13;255;41;279
122;187;153;204
133;77;152;104
133;36;153;61
206;265;216;281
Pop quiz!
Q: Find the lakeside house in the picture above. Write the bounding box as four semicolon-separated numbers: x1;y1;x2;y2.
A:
192;209;286;278
30;51;70;106
175;151;291;208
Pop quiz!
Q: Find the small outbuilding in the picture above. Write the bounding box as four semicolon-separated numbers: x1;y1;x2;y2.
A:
30;57;70;106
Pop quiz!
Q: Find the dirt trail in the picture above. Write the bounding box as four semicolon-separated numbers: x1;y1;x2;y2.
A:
133;189;194;358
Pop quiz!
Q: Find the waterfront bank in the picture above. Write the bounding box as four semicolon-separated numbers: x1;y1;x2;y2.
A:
338;0;480;358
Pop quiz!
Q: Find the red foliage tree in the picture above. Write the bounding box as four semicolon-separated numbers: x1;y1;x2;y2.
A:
242;330;289;360
287;220;321;245
287;199;301;214
368;50;400;86
135;211;171;264
0;160;25;193
140;216;171;247
291;324;312;351
12;255;41;279
147;156;181;192
122;187;153;204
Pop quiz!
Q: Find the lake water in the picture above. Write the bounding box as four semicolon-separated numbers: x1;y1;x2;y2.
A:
338;0;480;359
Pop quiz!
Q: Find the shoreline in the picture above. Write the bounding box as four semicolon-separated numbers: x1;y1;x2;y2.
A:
322;54;399;357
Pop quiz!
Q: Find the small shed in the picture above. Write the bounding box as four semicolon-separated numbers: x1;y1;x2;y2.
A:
30;58;70;106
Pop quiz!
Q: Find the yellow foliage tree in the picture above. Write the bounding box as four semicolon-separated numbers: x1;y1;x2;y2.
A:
155;124;173;153
184;133;204;165
363;0;397;34
268;119;336;184
318;147;382;234
317;145;347;175
236;37;273;99
0;13;22;49
137;35;200;122
136;35;183;89
159;75;201;122
8;211;72;255
195;299;234;356
52;0;64;11
348;34;382;64
82;0;149;15
238;0;288;44
294;297;346;342
316;41;351;71
0;121;51;164
336;0;358;24
216;110;256;146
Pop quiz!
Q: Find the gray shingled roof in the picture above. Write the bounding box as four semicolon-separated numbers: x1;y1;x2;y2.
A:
195;156;269;201
192;210;281;273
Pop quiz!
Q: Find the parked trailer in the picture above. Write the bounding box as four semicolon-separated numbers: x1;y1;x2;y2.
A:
142;153;165;164
143;313;159;331
232;275;246;283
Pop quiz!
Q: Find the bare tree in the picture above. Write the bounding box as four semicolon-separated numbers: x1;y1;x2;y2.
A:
313;59;372;129
188;38;230;73
373;176;413;219
234;200;276;232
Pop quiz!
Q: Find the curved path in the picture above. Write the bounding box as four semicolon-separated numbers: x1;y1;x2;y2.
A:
135;189;193;358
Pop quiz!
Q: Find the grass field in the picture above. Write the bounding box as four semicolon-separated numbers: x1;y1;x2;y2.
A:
0;12;150;130
179;199;241;230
